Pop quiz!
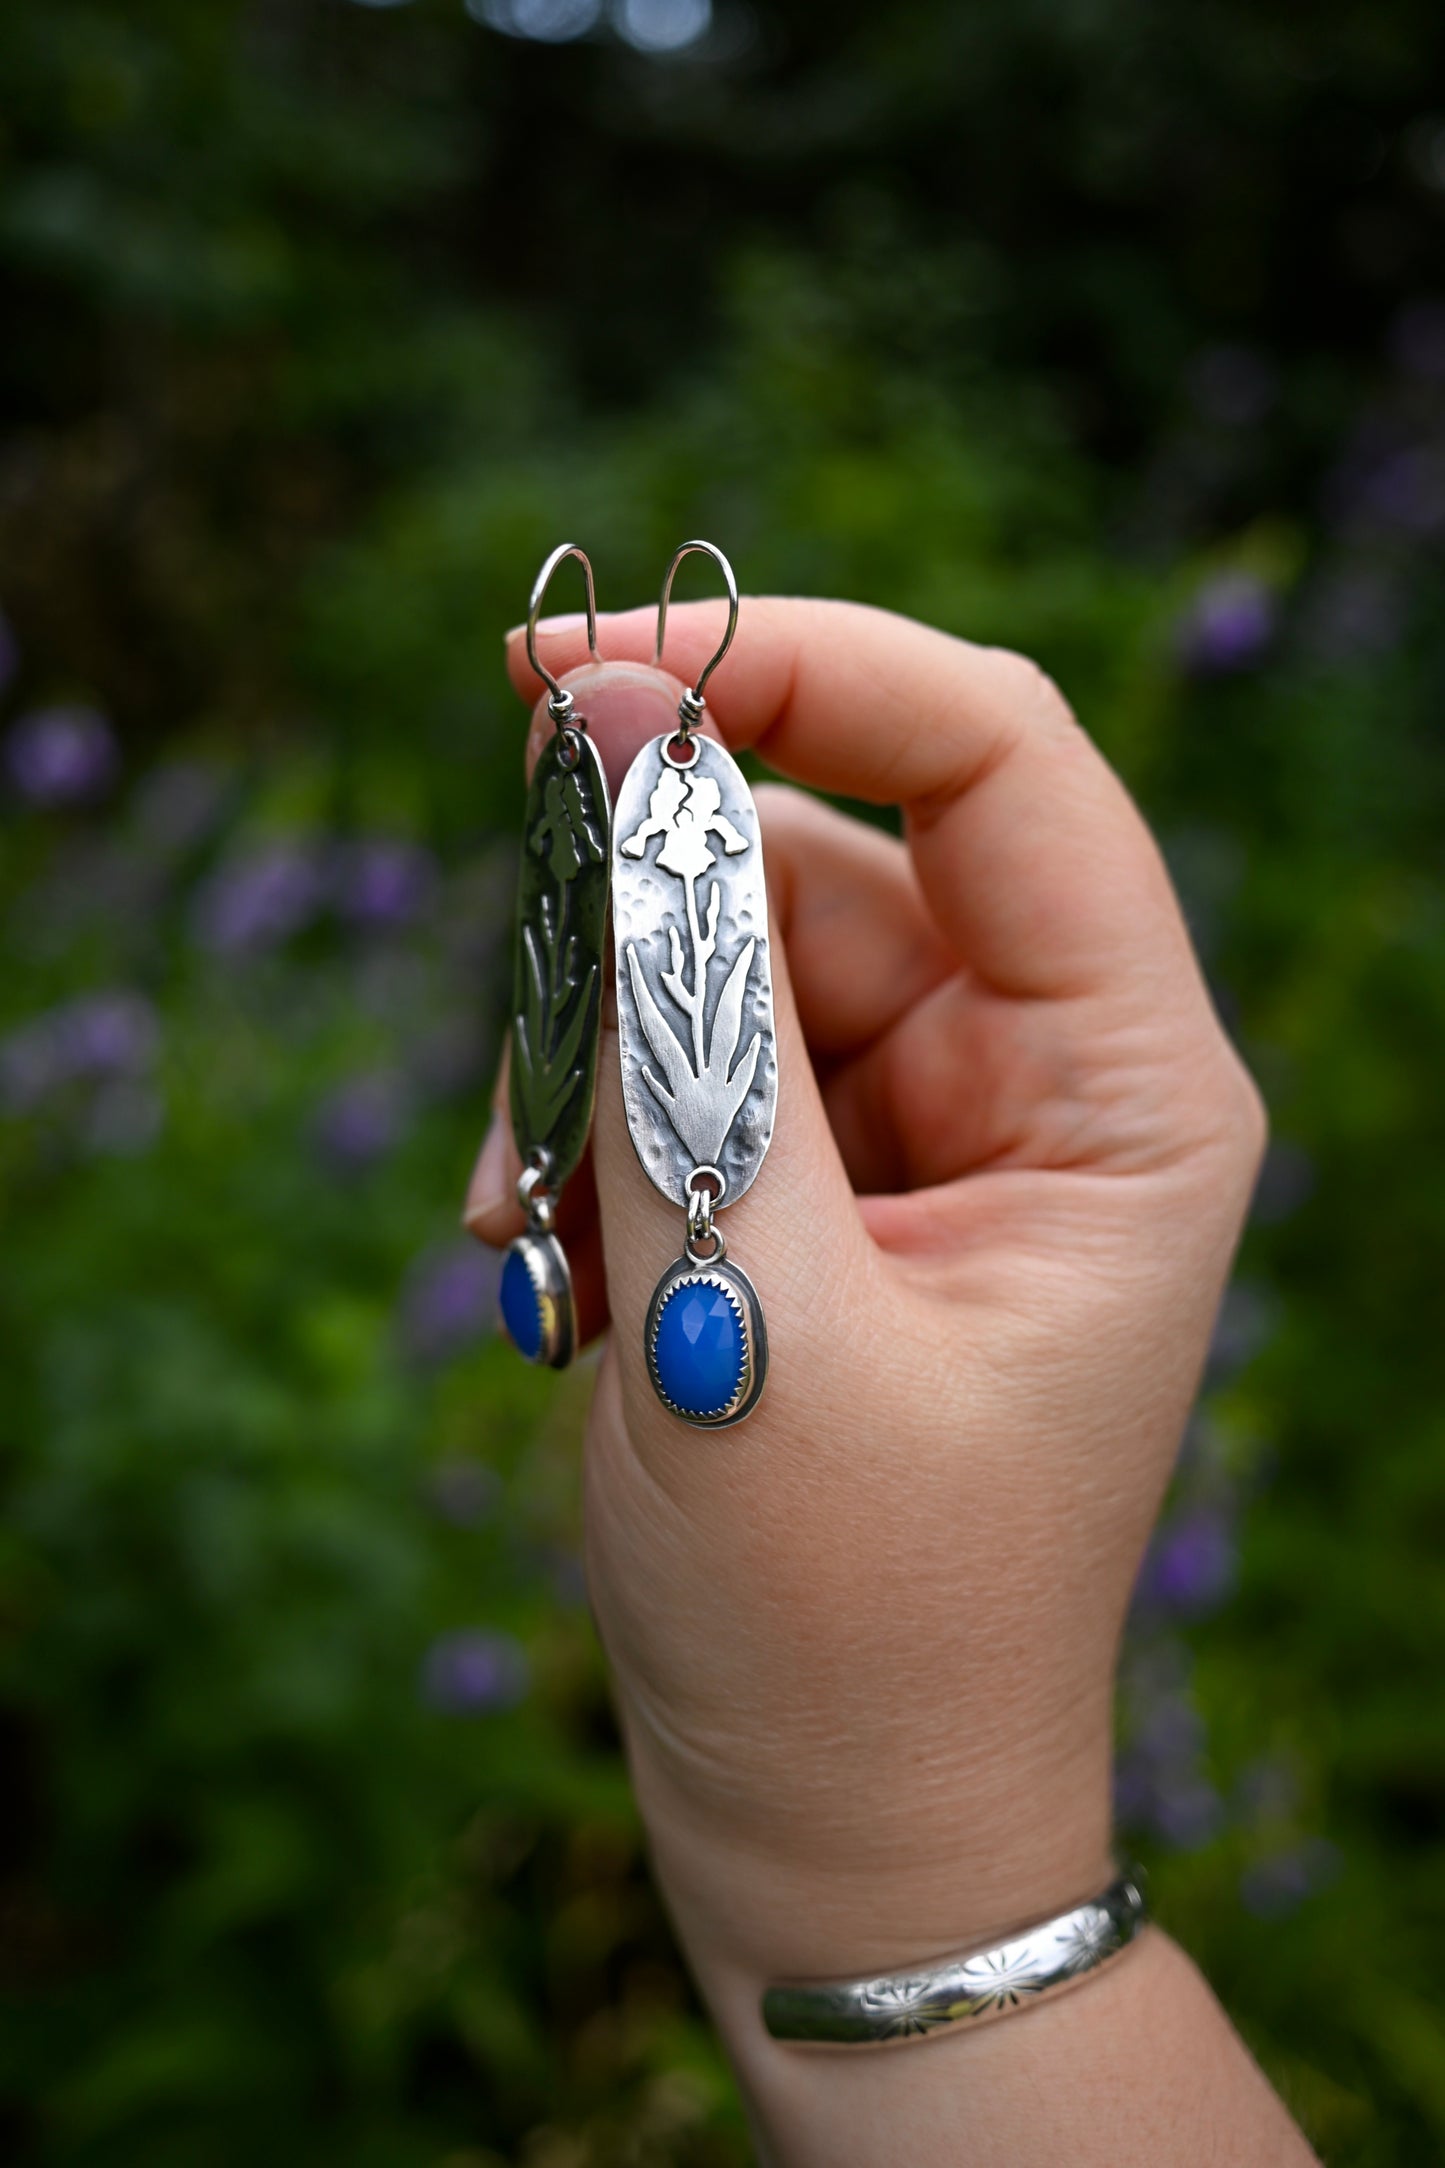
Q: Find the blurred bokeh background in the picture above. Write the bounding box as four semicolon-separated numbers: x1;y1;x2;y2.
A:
1;1;1442;2160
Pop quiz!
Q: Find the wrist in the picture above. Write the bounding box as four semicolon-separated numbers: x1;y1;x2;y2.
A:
623;1694;1118;1991
711;1932;1320;2168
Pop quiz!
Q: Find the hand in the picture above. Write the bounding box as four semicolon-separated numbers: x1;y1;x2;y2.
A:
467;600;1304;2163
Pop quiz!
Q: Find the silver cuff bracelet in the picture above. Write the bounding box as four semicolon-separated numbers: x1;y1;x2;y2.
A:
761;1871;1147;2047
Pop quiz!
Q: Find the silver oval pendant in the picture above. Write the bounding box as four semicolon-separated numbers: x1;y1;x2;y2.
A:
499;1229;575;1370
612;734;777;1207
645;1254;768;1429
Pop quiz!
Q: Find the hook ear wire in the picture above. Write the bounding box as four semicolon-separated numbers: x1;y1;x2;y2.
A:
527;544;602;725
655;540;739;736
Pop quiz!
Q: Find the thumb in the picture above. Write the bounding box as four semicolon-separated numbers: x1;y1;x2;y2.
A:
565;663;869;1451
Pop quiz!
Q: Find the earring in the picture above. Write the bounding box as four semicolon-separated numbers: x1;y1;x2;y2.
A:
499;544;611;1369
611;541;777;1427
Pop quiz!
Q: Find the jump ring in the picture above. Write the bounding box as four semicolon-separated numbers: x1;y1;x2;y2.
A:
517;1156;557;1233
684;1226;728;1268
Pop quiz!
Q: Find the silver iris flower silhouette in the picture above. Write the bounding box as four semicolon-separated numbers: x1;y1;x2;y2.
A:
620;766;760;1165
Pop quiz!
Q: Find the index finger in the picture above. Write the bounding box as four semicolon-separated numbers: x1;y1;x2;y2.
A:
507;597;1192;1007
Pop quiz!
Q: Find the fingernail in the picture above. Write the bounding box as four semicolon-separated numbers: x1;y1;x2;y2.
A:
464;1113;514;1234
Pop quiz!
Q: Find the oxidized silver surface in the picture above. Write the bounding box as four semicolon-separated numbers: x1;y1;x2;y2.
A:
612;735;776;1205
645;1256;768;1430
761;1873;1147;2046
508;728;611;1193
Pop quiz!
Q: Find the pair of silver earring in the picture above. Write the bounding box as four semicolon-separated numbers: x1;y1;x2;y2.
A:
498;540;776;1429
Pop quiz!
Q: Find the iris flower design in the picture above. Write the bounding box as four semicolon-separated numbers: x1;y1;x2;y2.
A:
620;761;760;1166
530;766;606;883
620;766;747;880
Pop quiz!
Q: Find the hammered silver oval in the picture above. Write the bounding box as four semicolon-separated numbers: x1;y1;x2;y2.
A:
612;734;777;1206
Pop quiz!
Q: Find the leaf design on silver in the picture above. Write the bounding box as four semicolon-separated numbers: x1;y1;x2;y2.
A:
514;888;598;1145
625;936;759;1165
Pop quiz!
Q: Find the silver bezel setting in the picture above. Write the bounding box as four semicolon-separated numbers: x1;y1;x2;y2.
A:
503;1230;576;1370
644;1256;768;1430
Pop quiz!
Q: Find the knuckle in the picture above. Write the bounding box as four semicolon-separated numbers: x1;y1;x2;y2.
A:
1237;1064;1270;1174
1208;1045;1269;1189
993;649;1079;739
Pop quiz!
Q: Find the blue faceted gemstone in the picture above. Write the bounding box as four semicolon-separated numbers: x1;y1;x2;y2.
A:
499;1245;543;1362
653;1280;745;1418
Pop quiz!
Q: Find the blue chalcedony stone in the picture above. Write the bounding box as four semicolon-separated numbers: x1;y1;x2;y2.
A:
499;1245;543;1362
653;1280;745;1418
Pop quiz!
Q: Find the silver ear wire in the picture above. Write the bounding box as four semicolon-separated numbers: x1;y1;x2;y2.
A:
527;543;602;737
655;539;739;741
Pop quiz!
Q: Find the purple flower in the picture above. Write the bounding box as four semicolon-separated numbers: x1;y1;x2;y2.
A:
191;841;325;954
425;1458;501;1527
420;1629;528;1715
1151;1776;1224;1851
1240;1841;1341;1919
1116;1650;1226;1851
1135;1687;1208;1763
1111;1752;1155;1827
1140;1508;1238;1620
335;840;439;930
5;705;119;807
1176;573;1276;676
313;1070;409;1171
398;1240;502;1365
0;990;159;1113
63;991;160;1074
1114;1749;1223;1852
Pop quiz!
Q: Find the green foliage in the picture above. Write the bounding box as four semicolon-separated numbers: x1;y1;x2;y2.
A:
2;1;1444;2162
